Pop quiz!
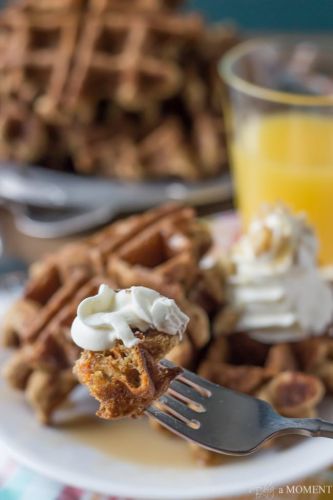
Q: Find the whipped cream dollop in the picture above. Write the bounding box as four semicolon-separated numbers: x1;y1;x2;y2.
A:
228;205;333;343
71;285;189;351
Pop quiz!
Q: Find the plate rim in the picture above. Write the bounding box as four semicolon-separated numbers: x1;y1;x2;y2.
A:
1;426;333;500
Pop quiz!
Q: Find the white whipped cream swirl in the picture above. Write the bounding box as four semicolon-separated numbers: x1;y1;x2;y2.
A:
228;205;333;342
71;285;189;351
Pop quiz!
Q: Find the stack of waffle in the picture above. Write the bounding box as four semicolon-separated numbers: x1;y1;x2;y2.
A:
1;204;225;424
0;0;237;180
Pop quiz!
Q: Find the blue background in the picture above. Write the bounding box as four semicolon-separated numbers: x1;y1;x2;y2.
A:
187;0;333;31
1;1;333;30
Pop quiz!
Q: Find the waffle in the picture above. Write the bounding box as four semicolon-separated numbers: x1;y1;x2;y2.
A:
90;0;185;12
293;337;333;393
257;372;325;419
199;334;328;405
2;204;224;422
68;115;223;181
191;112;225;177
0;0;237;180
22;0;86;11
23;0;183;12
75;134;142;179
0;5;80;113
67;124;144;179
65;10;203;113
3;273;115;423
74;330;182;419
3;3;202;113
139;118;198;180
0;98;48;163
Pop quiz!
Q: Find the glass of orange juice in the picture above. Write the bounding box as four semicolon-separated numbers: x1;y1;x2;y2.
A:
221;37;333;264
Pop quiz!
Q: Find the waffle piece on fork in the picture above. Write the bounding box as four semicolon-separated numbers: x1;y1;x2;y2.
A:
71;282;189;419
74;329;182;419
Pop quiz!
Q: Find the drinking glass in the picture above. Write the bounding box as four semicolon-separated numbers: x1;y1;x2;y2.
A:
221;36;333;264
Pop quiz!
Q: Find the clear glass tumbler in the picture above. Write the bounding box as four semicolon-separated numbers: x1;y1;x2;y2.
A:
220;36;333;264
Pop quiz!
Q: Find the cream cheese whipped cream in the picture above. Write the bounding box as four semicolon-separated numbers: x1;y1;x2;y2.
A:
228;205;333;343
71;285;189;351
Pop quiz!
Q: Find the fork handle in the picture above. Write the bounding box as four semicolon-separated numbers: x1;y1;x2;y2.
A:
285;417;333;438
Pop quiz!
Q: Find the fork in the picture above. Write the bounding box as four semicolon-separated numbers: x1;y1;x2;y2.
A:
146;360;333;455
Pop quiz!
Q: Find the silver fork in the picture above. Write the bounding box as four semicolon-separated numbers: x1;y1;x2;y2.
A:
146;360;333;455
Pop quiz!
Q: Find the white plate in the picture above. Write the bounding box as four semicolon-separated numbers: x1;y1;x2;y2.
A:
0;350;333;500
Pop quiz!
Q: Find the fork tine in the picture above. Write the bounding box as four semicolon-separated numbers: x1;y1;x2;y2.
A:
161;359;213;394
169;380;208;408
160;359;179;370
146;405;200;442
146;405;185;431
159;394;200;421
179;369;214;394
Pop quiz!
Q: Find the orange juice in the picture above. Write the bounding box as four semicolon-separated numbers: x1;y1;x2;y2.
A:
232;112;333;264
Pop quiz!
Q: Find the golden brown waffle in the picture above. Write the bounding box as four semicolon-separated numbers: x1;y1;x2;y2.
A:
65;10;203;113
2;204;224;422
257;372;325;419
3;273;116;423
0;5;80;111
199;333;329;406
68;115;223;181
22;0;86;11
90;0;185;12
292;337;333;393
7;203;213;325
23;0;184;12
2;3;202;113
74;330;182;419
67;123;144;179
139;119;199;180
65;21;237;179
0;0;237;179
0;98;48;163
